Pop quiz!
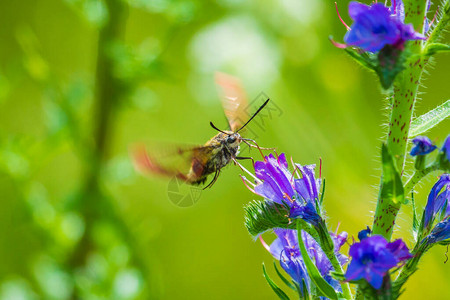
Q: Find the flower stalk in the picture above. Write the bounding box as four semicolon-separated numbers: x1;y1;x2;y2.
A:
372;0;429;239
404;163;440;194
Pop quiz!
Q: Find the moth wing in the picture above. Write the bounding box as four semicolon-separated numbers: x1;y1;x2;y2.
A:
215;72;250;132
131;143;214;184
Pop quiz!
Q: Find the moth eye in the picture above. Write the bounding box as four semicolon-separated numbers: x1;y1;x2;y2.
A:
227;136;237;143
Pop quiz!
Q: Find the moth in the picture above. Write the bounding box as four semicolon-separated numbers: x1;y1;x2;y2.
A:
132;73;271;189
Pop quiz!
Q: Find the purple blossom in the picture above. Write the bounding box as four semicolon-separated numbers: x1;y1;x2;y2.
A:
442;134;450;162
343;1;425;52
269;229;308;292
249;153;321;225
358;226;372;241
268;229;348;293
410;136;437;156
386;239;413;261
427;217;450;244
423;174;450;231
345;235;411;289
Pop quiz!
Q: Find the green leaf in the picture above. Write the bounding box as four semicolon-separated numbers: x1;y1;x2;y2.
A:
344;45;406;89
319;178;326;206
244;200;293;237
409;99;450;137
296;222;338;300
329;271;346;282
424;43;450;56
344;48;376;70
273;262;296;291
262;263;290;300
380;144;405;205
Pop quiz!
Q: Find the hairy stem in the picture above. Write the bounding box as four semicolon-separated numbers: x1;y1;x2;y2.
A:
395;239;430;284
404;163;440;194
372;0;428;240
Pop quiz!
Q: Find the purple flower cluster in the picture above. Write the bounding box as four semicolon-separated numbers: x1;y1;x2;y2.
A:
245;153;322;225
410;136;437;156
268;228;348;293
342;1;425;52
345;235;411;289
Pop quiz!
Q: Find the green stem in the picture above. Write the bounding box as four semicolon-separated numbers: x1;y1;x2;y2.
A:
372;0;428;240
63;2;154;299
317;221;353;299
395;239;430;284
403;163;440;194
68;0;126;266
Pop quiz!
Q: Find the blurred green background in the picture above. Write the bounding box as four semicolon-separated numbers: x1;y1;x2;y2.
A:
0;0;449;299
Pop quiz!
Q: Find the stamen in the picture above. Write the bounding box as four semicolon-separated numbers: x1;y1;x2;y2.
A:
319;157;323;179
290;156;301;179
335;2;350;30
392;0;397;14
335;221;341;234
429;5;440;28
329;36;348;49
240;175;256;193
241;175;256;188
233;158;262;184
259;236;271;252
283;193;295;204
290;164;300;184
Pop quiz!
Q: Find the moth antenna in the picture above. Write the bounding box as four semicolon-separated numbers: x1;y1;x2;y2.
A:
210;121;230;135
236;98;270;133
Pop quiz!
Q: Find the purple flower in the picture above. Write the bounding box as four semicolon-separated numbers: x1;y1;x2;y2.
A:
248;153;321;225
427;217;450;244
410;136;437;156
386;239;413;261
358;226;372;241
441;135;450;162
269;229;308;292
254;153;295;204
268;228;348;293
423;174;450;231
290;201;321;226
345;235;411;289
343;1;425;52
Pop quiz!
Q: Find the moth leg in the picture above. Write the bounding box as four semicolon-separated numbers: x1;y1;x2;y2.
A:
203;168;220;190
241;139;271;159
242;138;276;151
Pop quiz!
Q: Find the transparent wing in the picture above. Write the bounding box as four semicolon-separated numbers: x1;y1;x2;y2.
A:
131;143;214;183
215;72;250;132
